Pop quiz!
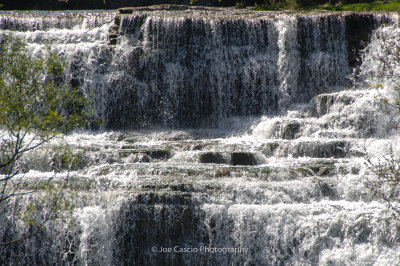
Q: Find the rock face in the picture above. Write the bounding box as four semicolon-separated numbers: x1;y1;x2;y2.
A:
310;93;357;117
0;9;390;130
345;13;384;69
272;121;302;139
119;149;171;160
199;152;227;164
103;10;359;129
231;152;257;165
102;9;390;129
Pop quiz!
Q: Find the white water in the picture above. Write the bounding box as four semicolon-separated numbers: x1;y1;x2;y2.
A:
1;9;400;265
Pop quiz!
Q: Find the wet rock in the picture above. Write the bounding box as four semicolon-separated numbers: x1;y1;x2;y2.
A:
302;161;336;176
293;141;349;158
345;13;379;69
127;153;151;163
109;24;119;32
317;181;338;199
230;152;257;166
125;137;139;143
310;94;337;117
274;121;301;140
281;122;301;140
119;5;190;13
121;144;137;149
146;150;171;160
310;93;356;117
119;150;136;158
168;183;194;192
199;152;226;164
269;141;350;158
350;166;360;175
119;149;171;160
117;4;230;13
109;133;128;141
115;15;121;26
165;131;192;141
262;142;279;157
114;194;206;265
108;38;117;45
192;144;203;150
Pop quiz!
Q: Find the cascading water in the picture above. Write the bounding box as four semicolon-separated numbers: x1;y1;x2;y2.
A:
106;10;354;128
1;7;400;265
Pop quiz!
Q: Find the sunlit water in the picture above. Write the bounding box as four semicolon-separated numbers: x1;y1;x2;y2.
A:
1;9;400;265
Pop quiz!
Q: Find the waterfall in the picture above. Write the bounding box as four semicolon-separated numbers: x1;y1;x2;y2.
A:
2;10;355;129
109;11;353;128
1;8;400;265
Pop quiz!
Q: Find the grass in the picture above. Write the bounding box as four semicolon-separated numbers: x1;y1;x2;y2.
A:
254;0;400;11
323;0;400;11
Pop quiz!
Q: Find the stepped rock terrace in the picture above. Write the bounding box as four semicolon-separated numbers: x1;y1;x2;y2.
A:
0;7;400;265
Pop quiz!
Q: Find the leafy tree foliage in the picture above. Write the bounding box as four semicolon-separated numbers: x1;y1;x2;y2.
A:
365;153;400;217
0;35;92;245
362;26;400;217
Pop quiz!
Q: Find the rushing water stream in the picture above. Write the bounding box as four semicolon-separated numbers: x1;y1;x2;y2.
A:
1;7;400;265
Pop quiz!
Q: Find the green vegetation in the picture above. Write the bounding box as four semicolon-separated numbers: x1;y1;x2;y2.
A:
365;154;400;217
321;0;400;11
0;35;93;245
254;0;400;11
0;37;92;137
49;144;88;172
361;27;400;218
